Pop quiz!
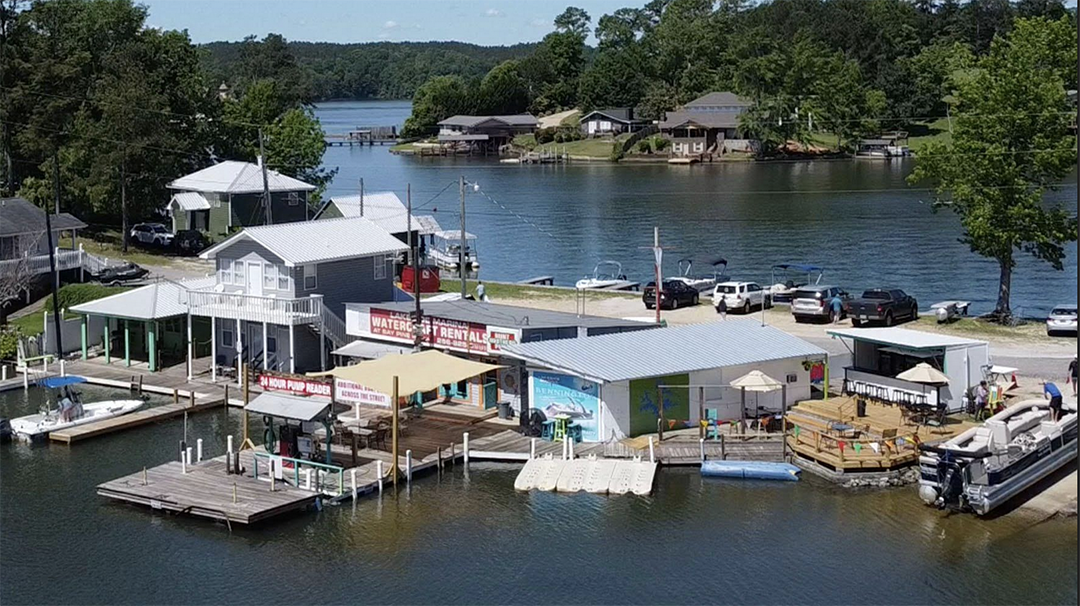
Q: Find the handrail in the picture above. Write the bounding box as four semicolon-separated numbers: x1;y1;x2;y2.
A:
319;306;348;347
251;451;345;496
187;289;322;324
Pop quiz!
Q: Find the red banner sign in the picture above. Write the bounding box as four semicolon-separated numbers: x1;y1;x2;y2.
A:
258;372;332;398
369;308;491;353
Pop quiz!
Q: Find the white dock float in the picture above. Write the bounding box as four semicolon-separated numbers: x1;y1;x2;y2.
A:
583;458;618;493
513;455;550;491
536;457;568;492
555;457;592;492
629;460;658;495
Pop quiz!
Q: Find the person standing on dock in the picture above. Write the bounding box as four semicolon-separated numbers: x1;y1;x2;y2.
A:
715;297;727;320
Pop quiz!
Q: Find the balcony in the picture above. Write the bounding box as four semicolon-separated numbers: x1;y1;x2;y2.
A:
186;289;322;326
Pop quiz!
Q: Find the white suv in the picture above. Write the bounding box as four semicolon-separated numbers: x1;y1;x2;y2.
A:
712;281;770;313
130;223;174;247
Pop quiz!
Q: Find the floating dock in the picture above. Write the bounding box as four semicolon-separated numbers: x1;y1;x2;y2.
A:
514;454;657;495
50;396;224;443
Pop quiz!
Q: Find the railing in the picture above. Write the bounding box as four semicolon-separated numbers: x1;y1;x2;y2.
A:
0;248;81;275
186;289;322;325
843;368;939;407
319;306;349;348
251;451;345;496
787;424;923;468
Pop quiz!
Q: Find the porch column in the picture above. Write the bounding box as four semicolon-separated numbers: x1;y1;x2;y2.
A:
124;320;131;367
80;315;87;360
186;313;193;381
236;318;242;387
823;360;830;398
319;316;326;372
147;321;157;372
210;316;217;382
288;323;295;374
262;321;268;371
103;318;111;364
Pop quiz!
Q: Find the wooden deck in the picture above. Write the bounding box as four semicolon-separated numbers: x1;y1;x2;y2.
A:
786;396;978;472
97;451;318;525
50;397;224;443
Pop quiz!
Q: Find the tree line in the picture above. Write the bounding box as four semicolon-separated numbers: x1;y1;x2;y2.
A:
0;0;332;237
401;0;1076;147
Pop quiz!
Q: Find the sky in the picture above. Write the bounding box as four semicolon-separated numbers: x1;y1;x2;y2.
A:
141;0;641;46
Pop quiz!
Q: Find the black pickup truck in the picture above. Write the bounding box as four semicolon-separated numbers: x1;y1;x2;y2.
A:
848;289;918;327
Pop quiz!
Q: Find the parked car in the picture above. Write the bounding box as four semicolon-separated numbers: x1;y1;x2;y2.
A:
643;280;700;310
712;281;770;314
791;285;852;323
130;223;174;247
93;262;149;286
1046;304;1078;336
173;229;208;255
848;288;918;327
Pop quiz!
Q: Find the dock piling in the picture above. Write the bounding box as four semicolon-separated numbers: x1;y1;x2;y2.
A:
137;375;143;396
437;447;443;478
186;447;193;468
23;369;28;390
648;436;655;463
568;437;574;460
530;438;536;459
463;432;470;468
699;438;705;463
720;434;726;460
60;359;65;376
181;451;187;475
2;365;7;381
173;388;178;405
376;461;384;494
179;440;185;463
350;469;357;500
233;482;237;504
189;391;195;408
405;450;413;484
142;466;147;485
196;438;203;463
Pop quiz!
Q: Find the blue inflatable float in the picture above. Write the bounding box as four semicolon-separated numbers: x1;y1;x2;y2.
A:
701;460;801;482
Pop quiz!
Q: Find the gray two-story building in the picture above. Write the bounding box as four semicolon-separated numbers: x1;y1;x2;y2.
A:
194;217;408;379
166;160;316;242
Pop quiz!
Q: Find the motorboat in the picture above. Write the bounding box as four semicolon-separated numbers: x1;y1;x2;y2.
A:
917;399;1078;515
668;258;730;293
9;376;144;441
428;230;480;278
575;260;627;290
769;263;824;305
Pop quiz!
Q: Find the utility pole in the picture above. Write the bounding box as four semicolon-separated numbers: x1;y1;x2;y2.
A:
120;157;128;253
409;183;423;352
46;148;63;359
653;227;662;324
258;127;272;225
459;175;467;300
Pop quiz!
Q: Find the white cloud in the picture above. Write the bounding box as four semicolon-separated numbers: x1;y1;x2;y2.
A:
485;8;504;17
382;20;398;30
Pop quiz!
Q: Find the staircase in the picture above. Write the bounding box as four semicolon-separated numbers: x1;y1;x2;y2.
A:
312;306;351;350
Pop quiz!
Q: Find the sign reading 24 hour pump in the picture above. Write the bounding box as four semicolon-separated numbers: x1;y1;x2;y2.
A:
257;371;332;397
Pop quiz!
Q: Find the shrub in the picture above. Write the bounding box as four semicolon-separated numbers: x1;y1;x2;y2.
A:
636;139;652;154
653;137;670;151
535;127;556;144
0;327;20;361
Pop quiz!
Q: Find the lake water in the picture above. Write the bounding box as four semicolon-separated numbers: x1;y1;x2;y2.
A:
1;385;1076;605
316;100;1077;317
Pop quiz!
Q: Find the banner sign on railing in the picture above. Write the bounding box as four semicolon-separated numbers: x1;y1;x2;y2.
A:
257;370;332;397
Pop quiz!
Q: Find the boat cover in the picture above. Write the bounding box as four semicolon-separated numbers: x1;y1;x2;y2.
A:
38;376;88;389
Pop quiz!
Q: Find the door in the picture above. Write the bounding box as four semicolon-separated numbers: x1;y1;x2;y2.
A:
247;323;263;369
246;261;263;297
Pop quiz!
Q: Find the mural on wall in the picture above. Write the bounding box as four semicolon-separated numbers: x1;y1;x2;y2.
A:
532;371;600;441
629;374;690;436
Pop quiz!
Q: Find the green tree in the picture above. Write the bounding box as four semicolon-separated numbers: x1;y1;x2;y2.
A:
474;60;529;115
402;75;472;137
264;107;335;199
576;48;646;111
909;17;1078;319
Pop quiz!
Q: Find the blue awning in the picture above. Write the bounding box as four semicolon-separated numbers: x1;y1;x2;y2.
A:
39;376;87;389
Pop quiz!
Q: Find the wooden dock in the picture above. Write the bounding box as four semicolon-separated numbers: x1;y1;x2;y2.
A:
50;396;224;443
97;451;319;526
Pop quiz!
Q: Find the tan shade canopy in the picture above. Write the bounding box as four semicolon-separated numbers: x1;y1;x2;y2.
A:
896;362;949;385
730;370;784;392
311;349;504;396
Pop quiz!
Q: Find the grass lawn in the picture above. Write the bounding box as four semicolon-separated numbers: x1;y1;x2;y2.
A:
907;118;952;152
535;137;617;159
454;280;638;302
559;111;582;127
512;133;537;149
807;132;843;152
5;283;134;336
914;314;1051;341
63;232;185;268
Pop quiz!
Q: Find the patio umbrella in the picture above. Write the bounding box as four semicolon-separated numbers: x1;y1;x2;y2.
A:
896;363;948;385
730;371;786;439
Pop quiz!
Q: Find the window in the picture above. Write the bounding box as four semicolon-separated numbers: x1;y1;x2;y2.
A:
219;259;233;284
264;263;277;289
373;255;388;280
277;264;289;290
232;260;245;285
287;192;300;206
303;264;317;290
222;327;234;348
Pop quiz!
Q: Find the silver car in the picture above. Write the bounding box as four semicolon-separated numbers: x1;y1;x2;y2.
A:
1046;305;1077;336
791;285;850;323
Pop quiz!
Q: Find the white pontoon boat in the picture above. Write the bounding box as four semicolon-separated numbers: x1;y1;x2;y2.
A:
769;263;824;305
9;376;144;441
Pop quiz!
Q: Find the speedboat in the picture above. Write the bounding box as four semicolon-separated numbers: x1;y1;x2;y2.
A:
668;258;729;293
769;263;824;305
9;376;144;441
917;399;1078;515
575;260;627;289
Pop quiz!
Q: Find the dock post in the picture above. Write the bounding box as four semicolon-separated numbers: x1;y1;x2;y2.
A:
720;434;726;460
463;432;470;468
530;438;537;459
179;440;185;463
181;451;187;474
648;436;655;463
137;375;143;396
186;446;193;468
376;461;384;494
450;442;455;466
224;385;229;406
233;483;237;504
568;437;574;460
405;450;413;484
60;358;65;376
1;366;6;381
143;467;147;485
190;390;195;408
699;438;705;463
437;447;443;477
23;368;28;390
351;469;357;500
173;388;179;405
196;438;203;463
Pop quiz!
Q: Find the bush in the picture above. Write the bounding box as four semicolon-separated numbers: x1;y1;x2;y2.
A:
636;139;652;154
0;327;20;361
653;137;670;151
535;127;556;144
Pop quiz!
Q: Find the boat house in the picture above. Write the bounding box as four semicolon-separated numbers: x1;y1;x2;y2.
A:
659;92;757;157
312;191;442;242
166;160;317;242
578;108;648;137
502;320;828;442
340;301;653;413
826;327;989;413
437;114;538;153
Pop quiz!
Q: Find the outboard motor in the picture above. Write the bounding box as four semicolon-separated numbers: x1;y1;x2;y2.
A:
934;459;967;511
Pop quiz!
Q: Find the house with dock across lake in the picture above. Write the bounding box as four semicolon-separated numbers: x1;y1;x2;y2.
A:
579;108;649;137
437;114;538;153
660;91;757;158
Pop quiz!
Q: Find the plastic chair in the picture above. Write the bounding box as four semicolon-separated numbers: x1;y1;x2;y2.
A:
705;408;721;440
541;420;556;441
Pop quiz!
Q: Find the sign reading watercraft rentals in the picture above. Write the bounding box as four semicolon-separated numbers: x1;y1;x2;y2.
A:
368;308;518;354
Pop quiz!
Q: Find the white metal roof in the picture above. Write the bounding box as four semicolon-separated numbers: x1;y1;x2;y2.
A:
246;392;331;421
199;216;407;267
433;229;476;240
502;319;827;383
322;192;440;235
169;191;211;211
826;327;987;350
167;160;316;194
331;339;411;359
69;276;216;320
